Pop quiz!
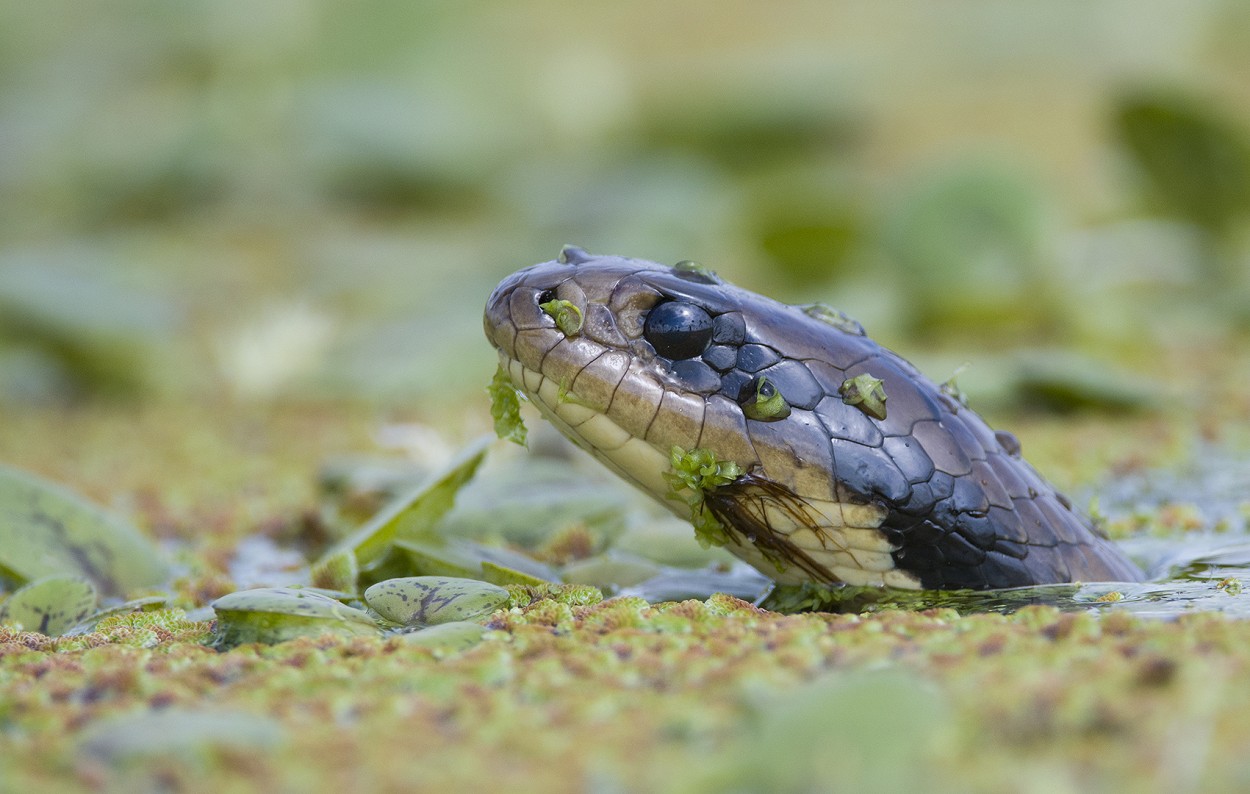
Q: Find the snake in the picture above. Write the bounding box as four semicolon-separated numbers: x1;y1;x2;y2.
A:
483;247;1143;590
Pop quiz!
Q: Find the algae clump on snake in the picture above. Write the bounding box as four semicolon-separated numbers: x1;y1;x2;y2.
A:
485;247;1143;592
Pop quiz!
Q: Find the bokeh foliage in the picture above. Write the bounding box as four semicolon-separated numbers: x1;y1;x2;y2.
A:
1;2;1248;405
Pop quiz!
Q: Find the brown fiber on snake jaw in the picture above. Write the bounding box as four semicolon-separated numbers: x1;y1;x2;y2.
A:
704;472;848;585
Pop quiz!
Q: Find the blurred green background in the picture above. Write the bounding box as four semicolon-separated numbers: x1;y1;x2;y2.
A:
2;1;1249;410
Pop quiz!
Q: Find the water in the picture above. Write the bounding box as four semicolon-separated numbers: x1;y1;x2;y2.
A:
626;443;1250;617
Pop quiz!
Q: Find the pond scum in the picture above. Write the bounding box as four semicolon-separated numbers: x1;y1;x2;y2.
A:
2;383;1250;791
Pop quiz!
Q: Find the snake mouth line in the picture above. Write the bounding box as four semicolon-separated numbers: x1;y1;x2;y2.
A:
498;353;921;589
499;355;679;513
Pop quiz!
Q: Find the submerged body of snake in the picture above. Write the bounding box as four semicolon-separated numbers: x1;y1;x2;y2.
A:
484;247;1142;590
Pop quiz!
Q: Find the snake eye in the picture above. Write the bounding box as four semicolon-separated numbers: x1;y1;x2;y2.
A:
644;301;714;360
740;376;791;421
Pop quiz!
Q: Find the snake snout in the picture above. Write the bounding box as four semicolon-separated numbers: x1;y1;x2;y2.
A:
484;260;594;365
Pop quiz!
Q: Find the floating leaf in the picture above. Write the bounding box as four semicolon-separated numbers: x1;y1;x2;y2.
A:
695;670;944;793
439;458;632;548
881;163;1055;336
620;566;772;604
0;463;169;597
0;250;180;396
311;437;490;586
210;587;380;649
560;555;663;591
363;576;508;627
613;517;738;569
0;576;97;636
479;560;551;587
310;548;359;592
1115;90;1250;235
78;709;285;763
394;537;559;586
395;621;487;652
1014;350;1158;413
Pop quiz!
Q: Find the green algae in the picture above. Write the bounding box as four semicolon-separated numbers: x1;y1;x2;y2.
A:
672;260;722;283
78;708;286;762
488;364;528;446
664;446;743;549
799;302;865;335
839;372;889;420
538;298;584;336
740;375;791;421
8;583;1250;792
684;668;946;793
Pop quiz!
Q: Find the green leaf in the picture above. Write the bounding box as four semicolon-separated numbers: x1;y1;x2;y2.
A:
479;560;551;587
362;576;509;627
78;709;286;763
309;548;359;593
0;463;169;597
559;554;663;591
395;621;487;652
394;537;559;586
0;575;98;637
314;437;490;577
210;587;380;649
1115;90;1250;233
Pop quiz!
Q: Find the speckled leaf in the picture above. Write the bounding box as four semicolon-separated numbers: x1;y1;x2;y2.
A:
0;575;98;636
315;437;490;573
395;621;487;652
363;576;509;627
210;587;380;649
0;463;169;597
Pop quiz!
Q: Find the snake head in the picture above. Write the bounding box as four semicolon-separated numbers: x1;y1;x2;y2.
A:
484;249;1143;590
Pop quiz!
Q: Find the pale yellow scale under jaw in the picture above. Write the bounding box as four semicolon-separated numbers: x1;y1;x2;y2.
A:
501;355;922;590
